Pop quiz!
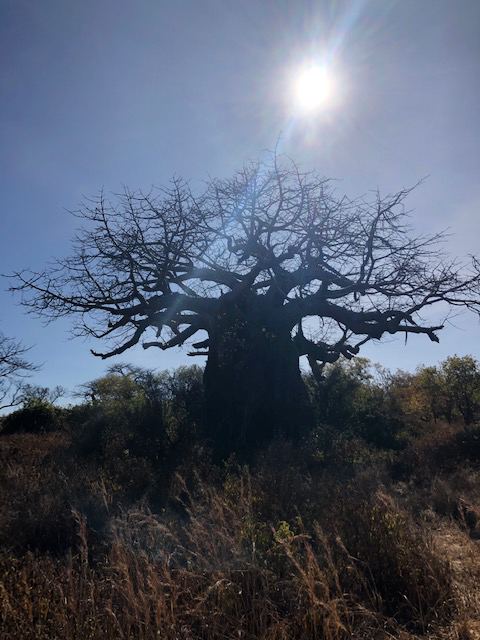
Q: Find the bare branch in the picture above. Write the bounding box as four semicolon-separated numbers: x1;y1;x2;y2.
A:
0;331;39;410
10;153;480;371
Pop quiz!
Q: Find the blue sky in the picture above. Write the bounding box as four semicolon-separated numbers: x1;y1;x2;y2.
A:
1;0;479;398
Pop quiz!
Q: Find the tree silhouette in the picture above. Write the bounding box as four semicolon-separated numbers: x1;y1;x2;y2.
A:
13;155;480;455
0;330;38;410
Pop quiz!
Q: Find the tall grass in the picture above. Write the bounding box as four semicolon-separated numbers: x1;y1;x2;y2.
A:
0;442;455;639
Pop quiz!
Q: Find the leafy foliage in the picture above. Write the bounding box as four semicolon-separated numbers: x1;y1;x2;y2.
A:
1;400;61;436
306;358;406;451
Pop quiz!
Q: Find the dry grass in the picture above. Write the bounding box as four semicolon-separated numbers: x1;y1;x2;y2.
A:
0;509;392;640
0;428;478;639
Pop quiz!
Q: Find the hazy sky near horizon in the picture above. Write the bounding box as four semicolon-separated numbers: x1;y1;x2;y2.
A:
1;0;479;398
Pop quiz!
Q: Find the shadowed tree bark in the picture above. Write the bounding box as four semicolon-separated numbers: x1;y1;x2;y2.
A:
12;154;480;455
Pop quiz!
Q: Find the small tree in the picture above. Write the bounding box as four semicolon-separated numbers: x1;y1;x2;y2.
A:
19;384;65;407
0;330;39;410
12;155;480;455
412;366;445;423
441;355;480;425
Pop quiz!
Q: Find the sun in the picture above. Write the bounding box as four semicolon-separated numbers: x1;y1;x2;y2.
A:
295;65;331;111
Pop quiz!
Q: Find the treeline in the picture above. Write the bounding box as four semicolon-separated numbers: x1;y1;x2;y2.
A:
307;354;480;449
0;353;479;510
2;353;479;449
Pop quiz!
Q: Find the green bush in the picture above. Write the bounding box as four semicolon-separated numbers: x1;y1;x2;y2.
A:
305;359;408;452
1;401;61;435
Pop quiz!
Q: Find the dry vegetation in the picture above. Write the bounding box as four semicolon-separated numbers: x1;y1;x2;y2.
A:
1;358;480;639
1;425;480;639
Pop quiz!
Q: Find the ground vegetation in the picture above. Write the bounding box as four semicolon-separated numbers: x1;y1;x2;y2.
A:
1;357;480;638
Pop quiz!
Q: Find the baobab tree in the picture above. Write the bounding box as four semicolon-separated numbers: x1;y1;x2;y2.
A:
13;155;480;455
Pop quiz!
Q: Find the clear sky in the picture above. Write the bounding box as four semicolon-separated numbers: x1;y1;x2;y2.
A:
1;0;479;399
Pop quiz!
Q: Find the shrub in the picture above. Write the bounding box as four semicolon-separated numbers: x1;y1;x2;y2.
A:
305;359;409;452
1;401;61;435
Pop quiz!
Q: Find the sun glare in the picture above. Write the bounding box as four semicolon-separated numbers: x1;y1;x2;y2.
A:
295;66;331;111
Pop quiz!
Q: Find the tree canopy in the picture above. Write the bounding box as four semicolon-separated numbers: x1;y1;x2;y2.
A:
12;155;480;454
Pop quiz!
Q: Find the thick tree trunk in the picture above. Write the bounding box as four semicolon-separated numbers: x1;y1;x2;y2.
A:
203;305;313;459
